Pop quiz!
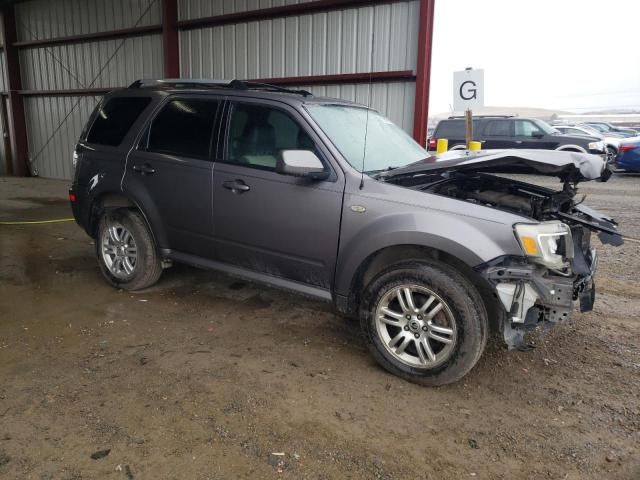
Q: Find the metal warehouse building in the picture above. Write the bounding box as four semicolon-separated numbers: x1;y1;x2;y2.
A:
0;0;434;180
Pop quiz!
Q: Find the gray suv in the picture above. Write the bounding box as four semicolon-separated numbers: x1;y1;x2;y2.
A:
69;79;623;386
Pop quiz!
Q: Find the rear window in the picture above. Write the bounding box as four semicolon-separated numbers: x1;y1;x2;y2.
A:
147;99;220;159
87;97;151;146
434;120;466;138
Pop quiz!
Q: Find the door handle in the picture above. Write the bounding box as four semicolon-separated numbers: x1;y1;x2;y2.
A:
515;140;523;144
223;179;250;193
132;163;156;175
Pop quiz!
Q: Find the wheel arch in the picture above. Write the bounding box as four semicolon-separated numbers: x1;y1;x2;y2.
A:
88;192;164;250
340;244;504;333
555;144;587;153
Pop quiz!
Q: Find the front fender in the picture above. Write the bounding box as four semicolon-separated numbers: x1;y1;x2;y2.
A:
334;209;523;296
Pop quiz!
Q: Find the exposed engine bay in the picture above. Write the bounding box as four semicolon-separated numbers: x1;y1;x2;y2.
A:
420;172;623;246
424;173;573;220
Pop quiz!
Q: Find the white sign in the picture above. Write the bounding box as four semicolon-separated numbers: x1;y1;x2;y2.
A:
453;69;484;111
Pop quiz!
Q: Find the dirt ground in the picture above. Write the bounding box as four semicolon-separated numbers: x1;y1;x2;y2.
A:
0;174;638;480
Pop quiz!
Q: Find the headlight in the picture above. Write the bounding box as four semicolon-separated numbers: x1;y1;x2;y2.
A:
514;221;573;270
588;141;604;151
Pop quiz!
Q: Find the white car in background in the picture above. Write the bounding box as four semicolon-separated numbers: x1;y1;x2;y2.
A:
553;124;621;161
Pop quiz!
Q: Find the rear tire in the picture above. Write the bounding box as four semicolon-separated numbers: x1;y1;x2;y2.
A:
96;209;162;291
360;260;488;386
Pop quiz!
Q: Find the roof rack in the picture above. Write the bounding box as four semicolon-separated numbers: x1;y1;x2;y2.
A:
128;78;312;97
228;79;312;97
128;78;231;89
447;115;516;119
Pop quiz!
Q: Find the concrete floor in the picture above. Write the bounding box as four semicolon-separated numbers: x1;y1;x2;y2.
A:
0;175;638;480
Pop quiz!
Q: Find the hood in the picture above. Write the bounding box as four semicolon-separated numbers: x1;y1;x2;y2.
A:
557;133;601;143
378;149;610;184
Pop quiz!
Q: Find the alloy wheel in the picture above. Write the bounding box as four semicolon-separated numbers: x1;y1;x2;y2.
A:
101;223;138;279
375;284;457;369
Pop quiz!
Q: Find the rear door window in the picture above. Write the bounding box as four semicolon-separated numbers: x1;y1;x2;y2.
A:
146;99;220;159
86;97;151;146
483;120;512;137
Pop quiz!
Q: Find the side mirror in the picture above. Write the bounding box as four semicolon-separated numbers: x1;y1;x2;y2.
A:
276;150;329;180
531;132;545;139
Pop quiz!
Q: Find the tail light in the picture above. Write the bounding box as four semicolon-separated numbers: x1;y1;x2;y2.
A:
619;144;637;152
428;137;437;150
69;192;77;202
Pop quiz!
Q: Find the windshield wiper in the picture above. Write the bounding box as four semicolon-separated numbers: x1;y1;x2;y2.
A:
367;166;400;178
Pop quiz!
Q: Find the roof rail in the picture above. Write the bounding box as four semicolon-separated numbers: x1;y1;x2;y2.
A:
447;115;516;119
128;78;313;97
228;79;312;97
128;78;231;89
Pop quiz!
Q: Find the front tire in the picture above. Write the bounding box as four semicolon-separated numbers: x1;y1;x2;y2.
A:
606;146;617;166
96;209;162;291
360;261;488;386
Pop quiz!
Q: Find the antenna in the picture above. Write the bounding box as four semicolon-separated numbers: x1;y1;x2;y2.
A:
359;16;376;190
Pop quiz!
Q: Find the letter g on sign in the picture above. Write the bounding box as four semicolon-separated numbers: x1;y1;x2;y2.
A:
460;80;477;101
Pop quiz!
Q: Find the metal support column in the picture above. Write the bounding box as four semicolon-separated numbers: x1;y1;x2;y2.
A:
162;0;180;78
2;5;30;176
412;0;435;147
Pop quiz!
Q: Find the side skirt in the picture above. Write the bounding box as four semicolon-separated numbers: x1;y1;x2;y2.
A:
165;250;333;303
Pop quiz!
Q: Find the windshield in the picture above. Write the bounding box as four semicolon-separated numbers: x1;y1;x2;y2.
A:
579;125;603;137
305;104;427;173
588;123;607;133
533;119;560;135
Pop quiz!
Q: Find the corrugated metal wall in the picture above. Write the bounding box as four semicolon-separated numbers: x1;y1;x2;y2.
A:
179;0;419;130
298;83;416;132
178;0;318;19
8;0;419;179
14;0;163;179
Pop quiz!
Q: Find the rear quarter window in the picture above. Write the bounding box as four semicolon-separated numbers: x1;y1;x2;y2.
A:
86;97;151;146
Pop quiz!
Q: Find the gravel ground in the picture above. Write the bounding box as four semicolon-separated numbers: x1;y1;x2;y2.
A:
0;174;638;480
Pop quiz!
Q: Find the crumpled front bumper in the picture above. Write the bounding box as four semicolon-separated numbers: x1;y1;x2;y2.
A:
479;247;597;349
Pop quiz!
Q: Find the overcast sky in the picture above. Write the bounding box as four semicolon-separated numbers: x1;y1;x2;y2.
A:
428;0;640;114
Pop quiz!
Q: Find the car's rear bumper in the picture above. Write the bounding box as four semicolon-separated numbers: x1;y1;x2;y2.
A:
616;150;640;172
69;183;92;236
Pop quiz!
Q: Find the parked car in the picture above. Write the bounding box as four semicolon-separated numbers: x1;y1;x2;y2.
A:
428;116;607;157
584;121;638;137
553;123;621;161
69;79;622;386
615;139;640;172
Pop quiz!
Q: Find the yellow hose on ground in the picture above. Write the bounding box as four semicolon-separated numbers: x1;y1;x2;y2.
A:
0;218;74;225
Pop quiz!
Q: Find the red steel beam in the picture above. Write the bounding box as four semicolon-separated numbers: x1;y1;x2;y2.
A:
2;6;30;176
162;0;180;78
249;71;415;86
12;25;162;49
412;0;435;146
178;0;409;30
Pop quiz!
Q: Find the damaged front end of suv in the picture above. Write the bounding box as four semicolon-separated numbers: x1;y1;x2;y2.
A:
379;149;624;349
